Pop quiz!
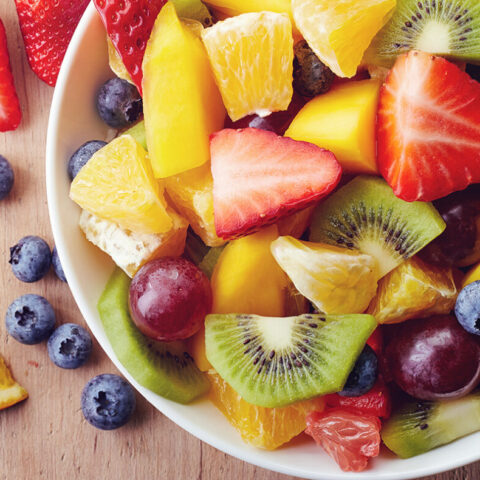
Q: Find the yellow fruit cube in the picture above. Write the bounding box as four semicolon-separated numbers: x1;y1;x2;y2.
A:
463;262;480;288
107;37;133;84
70;135;172;234
0;355;28;410
367;256;457;324
286;79;381;175
142;2;225;178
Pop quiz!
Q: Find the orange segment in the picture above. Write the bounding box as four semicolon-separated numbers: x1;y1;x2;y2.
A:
107;36;133;84
292;0;396;78
0;355;28;410
209;371;325;449
201;12;293;121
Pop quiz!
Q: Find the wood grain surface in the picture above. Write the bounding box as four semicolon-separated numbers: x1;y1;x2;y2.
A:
0;2;477;479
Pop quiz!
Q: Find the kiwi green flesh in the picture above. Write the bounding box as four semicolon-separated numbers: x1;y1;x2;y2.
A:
364;0;480;67
309;176;446;277
97;268;209;404
205;313;377;408
123;121;147;151
382;392;480;458
171;0;213;27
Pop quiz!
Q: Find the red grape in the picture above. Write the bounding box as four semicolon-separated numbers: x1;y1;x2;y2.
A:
129;257;212;342
385;315;480;401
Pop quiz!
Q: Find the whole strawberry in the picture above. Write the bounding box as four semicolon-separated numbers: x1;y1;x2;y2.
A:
0;19;21;132
14;0;90;86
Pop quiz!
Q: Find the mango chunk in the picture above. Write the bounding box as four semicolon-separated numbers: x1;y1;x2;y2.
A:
142;2;225;178
286;79;381;175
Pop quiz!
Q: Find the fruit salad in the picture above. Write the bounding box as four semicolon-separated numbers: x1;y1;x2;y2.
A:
67;0;480;473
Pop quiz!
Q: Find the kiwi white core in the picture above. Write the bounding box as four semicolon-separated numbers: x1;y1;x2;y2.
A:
416;21;451;53
356;237;399;277
256;317;294;350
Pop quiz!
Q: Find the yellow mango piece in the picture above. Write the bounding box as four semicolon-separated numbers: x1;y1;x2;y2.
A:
464;262;480;288
187;325;211;371
277;206;315;239
0;355;28;410
286;79;381;175
211;225;288;316
142;2;225;178
107;37;133;84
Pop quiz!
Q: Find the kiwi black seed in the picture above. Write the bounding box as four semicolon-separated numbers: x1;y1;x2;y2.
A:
364;0;480;67
205;313;376;408
309;176;446;277
98;268;209;404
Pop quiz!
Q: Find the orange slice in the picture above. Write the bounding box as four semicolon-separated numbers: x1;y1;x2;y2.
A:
0;355;28;410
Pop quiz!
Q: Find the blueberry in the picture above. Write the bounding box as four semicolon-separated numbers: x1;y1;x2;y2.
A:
5;294;55;344
81;374;135;430
0;155;14;200
339;344;378;397
96;78;142;128
52;246;67;282
9;235;51;283
455;281;480;335
47;323;92;369
293;40;335;97
68;140;107;180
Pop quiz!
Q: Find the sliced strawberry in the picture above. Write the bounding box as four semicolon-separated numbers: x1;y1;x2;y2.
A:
306;409;381;472
93;0;167;95
0;19;21;132
378;50;480;202
211;128;341;240
325;378;392;419
14;0;89;86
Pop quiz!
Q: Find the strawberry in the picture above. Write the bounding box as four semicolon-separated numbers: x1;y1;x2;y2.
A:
0;19;21;132
378;50;480;202
211;128;341;240
14;0;89;86
93;0;167;95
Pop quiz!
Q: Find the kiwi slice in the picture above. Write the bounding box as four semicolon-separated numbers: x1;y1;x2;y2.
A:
205;313;377;408
185;229;225;278
309;176;445;277
172;0;213;27
364;0;480;67
382;393;480;458
123;121;147;151
98;268;209;404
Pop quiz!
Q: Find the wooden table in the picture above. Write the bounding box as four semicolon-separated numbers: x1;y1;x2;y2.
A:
0;3;477;479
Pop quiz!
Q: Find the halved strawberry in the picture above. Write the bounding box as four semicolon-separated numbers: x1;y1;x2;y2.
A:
93;0;167;95
14;0;89;86
0;19;21;132
378;50;480;202
211;128;341;240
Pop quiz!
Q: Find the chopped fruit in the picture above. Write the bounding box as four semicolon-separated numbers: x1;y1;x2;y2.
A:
70;135;172;235
79;208;188;277
211;225;288;316
377;51;480;202
211;128;341;240
277;206;315;239
124;121;147;150
0;20;21;132
0;354;28;410
93;0;167;94
15;0;89;86
366;328;383;355
458;215;480;267
201;12;293;121
143;3;225;177
367;256;457;324
107;37;133;84
208;371;325;449
204;0;292;20
171;0;213;26
187;325;211;371
339;345;378;398
326;378;392;418
271;236;380;314
455;281;480;336
291;0;396;78
286;79;381;175
165;162;225;247
305;409;381;472
464;262;480;288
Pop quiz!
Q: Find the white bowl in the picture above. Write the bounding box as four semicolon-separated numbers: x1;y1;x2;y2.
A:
46;4;480;479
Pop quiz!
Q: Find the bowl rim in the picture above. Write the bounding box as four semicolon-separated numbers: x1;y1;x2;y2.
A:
45;3;480;479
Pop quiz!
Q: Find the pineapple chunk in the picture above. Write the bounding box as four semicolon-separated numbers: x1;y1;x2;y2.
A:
79;209;188;277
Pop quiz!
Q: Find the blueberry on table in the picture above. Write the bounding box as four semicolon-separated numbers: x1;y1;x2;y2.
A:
0;155;14;200
5;294;55;345
455;281;480;335
81;374;135;430
48;323;92;369
96;78;142;129
339;345;378;397
9;235;51;283
67;140;107;180
51;246;67;282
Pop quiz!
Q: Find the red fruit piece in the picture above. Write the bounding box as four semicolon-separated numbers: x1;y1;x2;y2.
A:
305;409;381;472
366;327;383;355
325;378;392;418
211;128;342;240
93;0;167;95
14;0;89;86
0;20;21;132
378;50;480;202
